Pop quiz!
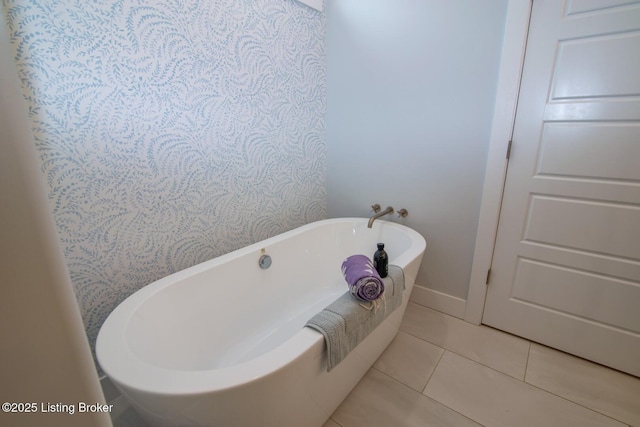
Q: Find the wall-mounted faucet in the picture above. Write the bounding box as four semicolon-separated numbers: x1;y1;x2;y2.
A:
368;205;394;228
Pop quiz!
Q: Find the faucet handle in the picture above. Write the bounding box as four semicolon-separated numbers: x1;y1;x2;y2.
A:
371;204;381;213
397;208;408;218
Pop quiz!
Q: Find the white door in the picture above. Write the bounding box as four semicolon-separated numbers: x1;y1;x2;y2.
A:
483;0;640;377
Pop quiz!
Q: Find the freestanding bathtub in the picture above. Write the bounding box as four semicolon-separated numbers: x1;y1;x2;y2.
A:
97;218;426;427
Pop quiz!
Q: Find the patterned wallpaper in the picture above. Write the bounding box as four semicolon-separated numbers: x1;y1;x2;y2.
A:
3;0;326;370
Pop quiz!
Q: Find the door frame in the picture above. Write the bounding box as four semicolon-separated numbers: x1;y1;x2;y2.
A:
465;0;532;325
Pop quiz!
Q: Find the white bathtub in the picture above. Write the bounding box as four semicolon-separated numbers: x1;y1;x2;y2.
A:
97;218;426;427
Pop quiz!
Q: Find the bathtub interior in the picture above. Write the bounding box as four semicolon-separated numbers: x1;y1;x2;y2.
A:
104;219;419;376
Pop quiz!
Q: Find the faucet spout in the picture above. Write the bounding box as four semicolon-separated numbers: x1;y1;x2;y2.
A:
368;206;394;228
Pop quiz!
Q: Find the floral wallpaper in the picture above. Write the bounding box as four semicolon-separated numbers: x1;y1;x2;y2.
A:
3;0;326;370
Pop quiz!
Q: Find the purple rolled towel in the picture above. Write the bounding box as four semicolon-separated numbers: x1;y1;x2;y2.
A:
341;255;385;302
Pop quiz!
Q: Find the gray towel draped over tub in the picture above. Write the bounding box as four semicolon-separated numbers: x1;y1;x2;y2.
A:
305;265;405;371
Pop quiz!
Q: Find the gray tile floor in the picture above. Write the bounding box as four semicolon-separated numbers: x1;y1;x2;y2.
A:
326;302;640;427
112;302;640;426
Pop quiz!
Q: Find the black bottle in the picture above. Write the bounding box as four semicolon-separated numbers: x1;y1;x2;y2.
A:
374;243;388;278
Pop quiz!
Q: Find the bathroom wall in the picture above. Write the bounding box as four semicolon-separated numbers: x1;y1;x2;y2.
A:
1;20;111;426
3;0;326;368
326;0;508;302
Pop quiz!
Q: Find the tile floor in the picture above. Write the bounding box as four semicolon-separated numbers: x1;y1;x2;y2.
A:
112;302;640;427
325;302;640;427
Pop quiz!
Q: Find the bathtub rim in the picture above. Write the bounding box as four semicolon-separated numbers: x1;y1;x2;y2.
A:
96;217;426;395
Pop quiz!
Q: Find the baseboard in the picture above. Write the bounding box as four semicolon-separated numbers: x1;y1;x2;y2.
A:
101;375;140;424
410;284;467;319
100;375;120;403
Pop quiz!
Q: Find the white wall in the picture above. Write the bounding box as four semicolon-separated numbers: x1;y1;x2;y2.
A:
326;0;508;301
0;20;111;427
